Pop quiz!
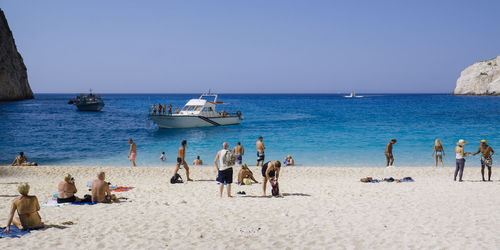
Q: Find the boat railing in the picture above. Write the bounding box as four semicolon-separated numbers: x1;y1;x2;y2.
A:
148;107;242;117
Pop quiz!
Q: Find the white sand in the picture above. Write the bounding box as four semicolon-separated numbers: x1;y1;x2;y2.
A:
0;165;499;249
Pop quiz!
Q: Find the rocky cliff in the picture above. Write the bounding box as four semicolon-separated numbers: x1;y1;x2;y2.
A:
453;55;500;96
0;9;34;101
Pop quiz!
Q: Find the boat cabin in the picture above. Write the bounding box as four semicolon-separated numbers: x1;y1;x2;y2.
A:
178;94;226;117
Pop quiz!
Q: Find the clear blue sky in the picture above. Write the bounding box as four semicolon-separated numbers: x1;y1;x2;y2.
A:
2;0;499;93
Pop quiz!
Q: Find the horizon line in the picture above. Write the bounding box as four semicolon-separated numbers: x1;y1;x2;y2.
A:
33;92;454;95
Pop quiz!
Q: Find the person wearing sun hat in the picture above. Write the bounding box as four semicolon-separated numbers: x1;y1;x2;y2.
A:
472;139;495;181
455;139;472;182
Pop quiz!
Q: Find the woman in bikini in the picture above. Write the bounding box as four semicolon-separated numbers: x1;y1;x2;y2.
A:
4;183;43;233
432;139;445;167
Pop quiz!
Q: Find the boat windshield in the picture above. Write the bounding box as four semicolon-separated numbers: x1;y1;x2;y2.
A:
182;105;204;111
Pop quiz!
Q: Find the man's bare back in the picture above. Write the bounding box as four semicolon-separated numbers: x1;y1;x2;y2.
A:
234;145;244;155
256;140;265;152
385;143;393;155
91;179;109;203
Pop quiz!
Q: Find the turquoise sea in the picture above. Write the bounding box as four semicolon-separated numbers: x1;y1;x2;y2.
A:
0;94;499;167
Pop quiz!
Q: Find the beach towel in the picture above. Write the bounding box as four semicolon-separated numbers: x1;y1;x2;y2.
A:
109;186;135;192
41;199;97;207
0;226;31;238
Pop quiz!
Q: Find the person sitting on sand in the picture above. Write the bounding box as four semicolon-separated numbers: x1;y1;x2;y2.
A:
385;139;397;167
91;172;117;203
11;152;37;166
455;139;472;182
3;183;43;233
432;139;445;167
57;174;82;203
193;156;203;165
284;155;294;166
237;163;258;184
261;161;281;196
472;139;495;181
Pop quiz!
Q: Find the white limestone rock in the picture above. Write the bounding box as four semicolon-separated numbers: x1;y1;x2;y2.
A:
453;54;500;96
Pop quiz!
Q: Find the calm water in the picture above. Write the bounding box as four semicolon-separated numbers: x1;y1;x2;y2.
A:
0;94;499;167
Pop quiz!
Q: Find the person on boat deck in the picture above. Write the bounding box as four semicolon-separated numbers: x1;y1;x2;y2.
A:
233;142;244;165
284;155;295;166
152;104;157;115
162;104;166;115
472;140;495;181
4;183;43;232
238;163;258;184
168;104;173;115
261;161;281;196
158;103;163;115
11;152;38;166
193;156;203;165
175;107;179;114
57;174;82;203
432;139;445;167
91;172;118;203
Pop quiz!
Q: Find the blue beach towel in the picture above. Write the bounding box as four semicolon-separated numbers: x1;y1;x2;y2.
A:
71;202;97;205
0;226;31;238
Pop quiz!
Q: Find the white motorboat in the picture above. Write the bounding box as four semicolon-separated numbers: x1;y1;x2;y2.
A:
344;92;363;98
148;93;243;128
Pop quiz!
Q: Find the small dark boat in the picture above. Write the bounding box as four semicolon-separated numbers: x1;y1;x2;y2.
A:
68;90;105;111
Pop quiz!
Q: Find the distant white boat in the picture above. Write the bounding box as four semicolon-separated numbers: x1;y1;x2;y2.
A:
344;92;363;98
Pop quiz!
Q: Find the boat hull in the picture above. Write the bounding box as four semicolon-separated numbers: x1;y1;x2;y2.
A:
76;103;105;111
149;115;241;128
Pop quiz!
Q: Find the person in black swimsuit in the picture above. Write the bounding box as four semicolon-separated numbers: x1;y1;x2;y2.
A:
261;161;281;196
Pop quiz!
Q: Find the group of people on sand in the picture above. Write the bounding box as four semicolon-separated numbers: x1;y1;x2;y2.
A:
3;171;118;233
214;142;282;197
385;138;495;181
151;103;177;115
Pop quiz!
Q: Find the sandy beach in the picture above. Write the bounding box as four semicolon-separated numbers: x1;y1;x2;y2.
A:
0;165;499;249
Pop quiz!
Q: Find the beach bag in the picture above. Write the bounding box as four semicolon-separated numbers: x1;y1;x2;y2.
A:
271;180;280;197
222;150;237;167
170;173;183;184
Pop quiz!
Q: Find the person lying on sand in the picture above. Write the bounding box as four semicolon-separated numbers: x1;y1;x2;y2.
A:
4;183;43;232
261;161;281;196
237;164;258;184
91;172;118;203
57;174;82;203
11;152;37;166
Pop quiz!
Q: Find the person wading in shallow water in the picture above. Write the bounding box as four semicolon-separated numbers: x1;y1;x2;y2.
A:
128;139;137;167
472;140;495;181
385;139;397;167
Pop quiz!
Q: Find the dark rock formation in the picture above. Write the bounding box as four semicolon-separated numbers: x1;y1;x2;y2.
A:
0;8;34;101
